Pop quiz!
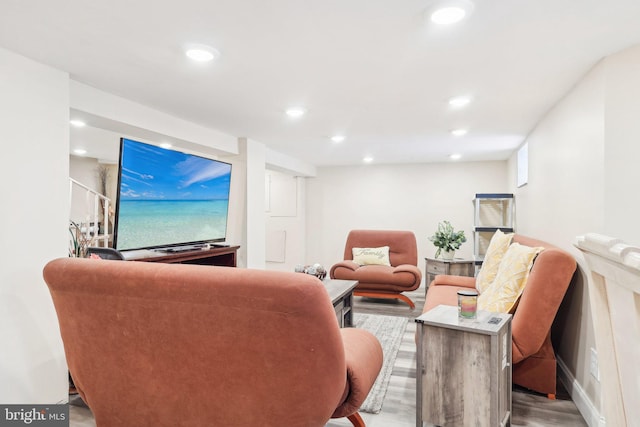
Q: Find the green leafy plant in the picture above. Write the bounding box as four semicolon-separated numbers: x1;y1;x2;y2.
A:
428;221;467;258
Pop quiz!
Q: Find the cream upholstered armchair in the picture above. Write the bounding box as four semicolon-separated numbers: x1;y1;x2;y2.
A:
330;230;422;309
43;258;383;427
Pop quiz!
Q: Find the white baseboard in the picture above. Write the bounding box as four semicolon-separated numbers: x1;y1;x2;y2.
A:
557;356;606;427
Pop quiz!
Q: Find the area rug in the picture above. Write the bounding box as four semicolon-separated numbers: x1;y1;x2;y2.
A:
353;313;408;414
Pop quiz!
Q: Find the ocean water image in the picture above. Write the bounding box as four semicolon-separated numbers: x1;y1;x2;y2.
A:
116;200;229;250
114;139;232;250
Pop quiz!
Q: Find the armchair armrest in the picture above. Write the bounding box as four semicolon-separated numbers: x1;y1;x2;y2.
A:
393;264;422;280
330;260;360;278
431;274;476;289
331;328;383;419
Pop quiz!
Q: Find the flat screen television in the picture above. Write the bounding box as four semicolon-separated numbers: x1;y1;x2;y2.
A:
113;138;232;251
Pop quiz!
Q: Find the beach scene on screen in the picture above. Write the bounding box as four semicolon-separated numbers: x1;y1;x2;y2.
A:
115;139;232;250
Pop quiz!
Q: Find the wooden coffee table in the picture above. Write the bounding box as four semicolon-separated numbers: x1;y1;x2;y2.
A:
323;279;358;327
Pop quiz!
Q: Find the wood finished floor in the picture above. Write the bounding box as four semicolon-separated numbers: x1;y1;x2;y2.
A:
68;284;588;427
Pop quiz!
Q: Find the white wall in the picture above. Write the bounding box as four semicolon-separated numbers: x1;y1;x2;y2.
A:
507;44;640;425
266;147;316;177
306;161;508;274
0;48;69;403
508;59;605;421
265;171;306;272
236;138;266;269
510;65;605;242
603;46;640;246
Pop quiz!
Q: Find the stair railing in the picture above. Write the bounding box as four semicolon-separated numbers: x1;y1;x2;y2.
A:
69;178;112;256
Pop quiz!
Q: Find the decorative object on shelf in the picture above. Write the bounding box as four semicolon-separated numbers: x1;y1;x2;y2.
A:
295;263;327;280
428;221;467;259
442;250;455;260
69;220;96;258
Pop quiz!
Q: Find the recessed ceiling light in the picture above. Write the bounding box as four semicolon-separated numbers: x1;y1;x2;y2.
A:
331;135;345;143
428;0;474;25
448;95;472;108
450;153;462;160
73;148;87;155
285;108;306;118
185;44;220;62
451;129;468;137
363;156;374;163
159;143;172;149
431;6;466;24
70;119;85;127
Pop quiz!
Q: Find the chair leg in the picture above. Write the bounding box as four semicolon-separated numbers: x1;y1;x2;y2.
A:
354;291;415;309
347;412;365;427
395;293;416;309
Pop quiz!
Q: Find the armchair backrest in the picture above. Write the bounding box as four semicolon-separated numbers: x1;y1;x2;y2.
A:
343;230;418;267
43;258;347;427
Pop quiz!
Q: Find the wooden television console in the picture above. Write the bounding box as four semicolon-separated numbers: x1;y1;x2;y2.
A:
122;245;240;267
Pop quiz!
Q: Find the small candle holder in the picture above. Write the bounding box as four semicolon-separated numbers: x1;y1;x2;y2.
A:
457;289;478;319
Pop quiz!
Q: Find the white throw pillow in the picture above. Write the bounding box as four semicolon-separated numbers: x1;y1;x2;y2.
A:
352;246;391;266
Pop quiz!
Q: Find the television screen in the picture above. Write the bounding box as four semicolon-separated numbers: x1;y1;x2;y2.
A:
113;138;232;251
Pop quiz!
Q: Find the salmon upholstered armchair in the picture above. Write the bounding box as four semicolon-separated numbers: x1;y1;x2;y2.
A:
330;230;422;309
43;258;383;427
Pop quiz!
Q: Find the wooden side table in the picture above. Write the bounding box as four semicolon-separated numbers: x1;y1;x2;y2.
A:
424;257;475;289
416;305;512;427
